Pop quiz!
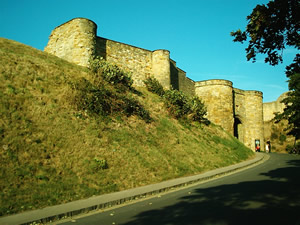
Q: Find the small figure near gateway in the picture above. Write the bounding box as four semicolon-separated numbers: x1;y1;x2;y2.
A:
44;18;287;152
265;141;271;153
255;139;261;152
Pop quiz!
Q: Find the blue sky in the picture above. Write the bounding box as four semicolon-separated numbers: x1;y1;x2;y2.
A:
0;0;296;102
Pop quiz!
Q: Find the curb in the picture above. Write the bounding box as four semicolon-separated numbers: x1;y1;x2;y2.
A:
0;153;268;225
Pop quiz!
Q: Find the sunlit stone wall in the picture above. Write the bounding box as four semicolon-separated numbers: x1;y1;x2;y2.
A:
45;18;278;151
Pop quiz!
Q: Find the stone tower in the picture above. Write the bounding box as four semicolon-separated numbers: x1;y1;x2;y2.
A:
194;80;264;151
244;91;264;150
234;88;264;150
45;18;173;89
45;18;269;152
45;18;97;67
152;50;171;89
195;80;234;135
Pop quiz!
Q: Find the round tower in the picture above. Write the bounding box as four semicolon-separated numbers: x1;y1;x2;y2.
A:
233;88;247;144
195;79;234;135
152;50;171;89
45;18;97;67
243;90;264;151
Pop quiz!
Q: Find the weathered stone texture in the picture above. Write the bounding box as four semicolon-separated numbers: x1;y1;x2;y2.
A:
45;18;97;67
233;88;246;143
152;50;171;89
263;92;287;121
178;69;195;97
234;88;246;121
244;91;264;150
96;37;153;87
233;89;264;150
45;18;286;152
262;93;288;152
195;80;234;135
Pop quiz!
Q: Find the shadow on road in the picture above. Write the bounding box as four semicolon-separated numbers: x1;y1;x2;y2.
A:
122;156;300;225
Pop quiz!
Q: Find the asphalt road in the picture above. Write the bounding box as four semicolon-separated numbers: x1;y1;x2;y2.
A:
58;153;300;225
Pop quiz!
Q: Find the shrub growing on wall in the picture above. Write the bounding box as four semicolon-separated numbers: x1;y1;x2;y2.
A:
189;96;208;123
143;77;207;123
70;57;151;121
89;56;133;89
143;76;165;97
164;89;191;119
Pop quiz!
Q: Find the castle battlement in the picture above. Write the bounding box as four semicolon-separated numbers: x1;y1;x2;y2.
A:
195;79;233;87
45;18;285;151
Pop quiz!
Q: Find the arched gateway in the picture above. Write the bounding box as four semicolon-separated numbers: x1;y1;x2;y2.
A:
44;18;265;151
234;116;244;143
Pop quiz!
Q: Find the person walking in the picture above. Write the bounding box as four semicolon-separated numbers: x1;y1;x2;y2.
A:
266;143;269;153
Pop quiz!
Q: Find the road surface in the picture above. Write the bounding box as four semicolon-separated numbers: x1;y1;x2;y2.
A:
58;153;300;225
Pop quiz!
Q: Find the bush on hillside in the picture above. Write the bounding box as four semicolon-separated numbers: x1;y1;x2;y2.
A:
71;77;112;116
164;89;191;119
286;142;300;154
121;95;152;122
143;76;165;96
71;77;151;122
189;96;208;123
70;58;151;122
144;77;207;123
164;89;208;123
89;57;133;89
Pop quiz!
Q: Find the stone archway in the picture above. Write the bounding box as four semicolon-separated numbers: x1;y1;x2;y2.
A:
234;117;244;143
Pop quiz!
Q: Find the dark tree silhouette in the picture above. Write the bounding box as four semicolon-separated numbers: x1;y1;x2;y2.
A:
231;0;300;140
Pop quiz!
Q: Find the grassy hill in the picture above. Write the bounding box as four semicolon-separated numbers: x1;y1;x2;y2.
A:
0;37;254;216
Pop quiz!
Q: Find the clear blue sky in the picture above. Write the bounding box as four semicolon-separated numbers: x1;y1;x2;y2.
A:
1;0;296;102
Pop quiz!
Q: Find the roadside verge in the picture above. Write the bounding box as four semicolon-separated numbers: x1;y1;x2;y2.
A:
0;153;269;225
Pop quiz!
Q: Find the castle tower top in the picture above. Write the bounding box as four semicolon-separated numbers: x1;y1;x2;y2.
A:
52;18;97;32
45;18;97;66
233;88;263;98
195;79;233;88
194;79;234;134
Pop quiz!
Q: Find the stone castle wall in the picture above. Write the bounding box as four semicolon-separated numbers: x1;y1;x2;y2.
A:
45;19;97;67
45;18;281;152
263;93;291;153
172;61;195;97
45;18;191;90
263;92;288;122
195;80;234;135
239;90;264;150
96;37;153;87
193;81;264;150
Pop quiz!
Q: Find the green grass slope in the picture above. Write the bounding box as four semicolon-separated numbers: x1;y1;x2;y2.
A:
0;37;254;216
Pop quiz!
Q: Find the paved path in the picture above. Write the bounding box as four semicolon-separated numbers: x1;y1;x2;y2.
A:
0;153;267;225
58;153;300;225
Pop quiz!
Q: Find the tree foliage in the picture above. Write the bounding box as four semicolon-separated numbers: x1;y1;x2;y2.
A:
231;0;299;65
143;76;165;97
275;54;300;139
231;0;300;140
